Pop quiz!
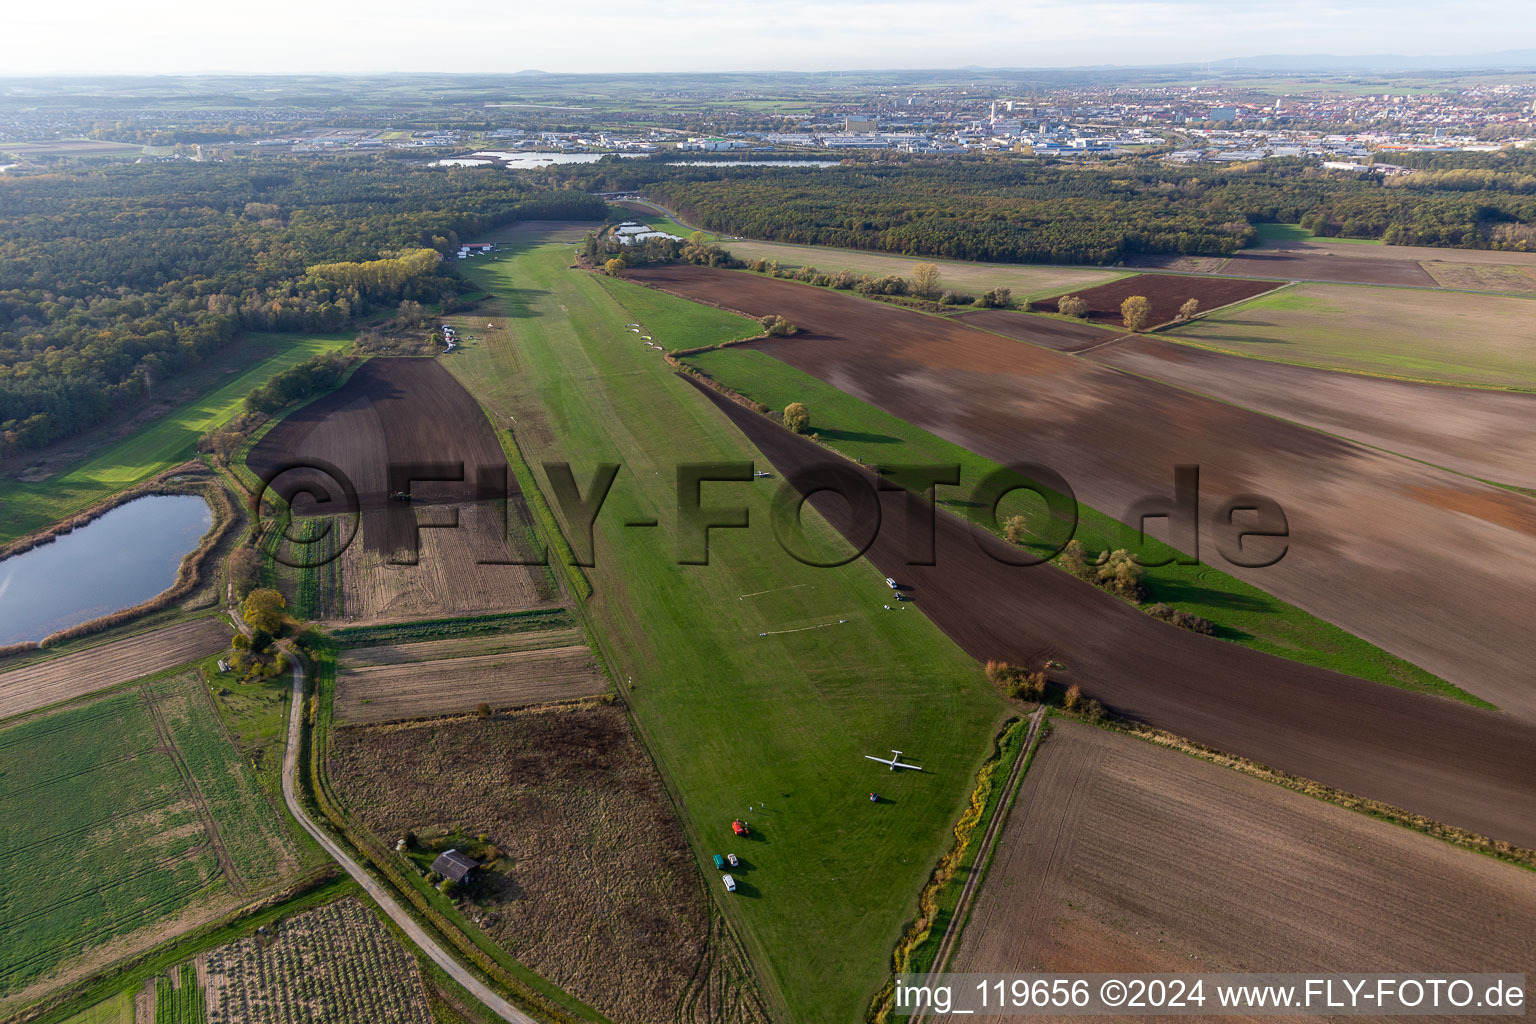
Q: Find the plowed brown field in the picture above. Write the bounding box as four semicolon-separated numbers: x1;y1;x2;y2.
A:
949;310;1115;352
247;359;553;620
1088;337;1536;489
950;719;1536;1013
248;359;507;548
1035;274;1283;327
0;617;231;721
1221;251;1438;286
334;645;605;723
680;376;1536;849
629;265;1536;720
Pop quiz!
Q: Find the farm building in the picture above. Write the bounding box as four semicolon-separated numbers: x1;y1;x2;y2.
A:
431;849;479;883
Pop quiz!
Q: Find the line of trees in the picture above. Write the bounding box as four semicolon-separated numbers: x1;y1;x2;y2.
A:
562;156;1536;263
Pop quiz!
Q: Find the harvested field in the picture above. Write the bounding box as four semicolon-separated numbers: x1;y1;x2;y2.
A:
334;645;605;723
1420;260;1536;293
246;358;554;621
634;265;1536;718
948;310;1115;352
700;238;1122;300
681;373;1536;849
203;898;430;1024
1221;250;1438;286
328;703;769;1024
330;502;555;624
339;626;586;666
1036;273;1281;328
1256;235;1536;266
1165;283;1536;388
0;617;231;722
951;720;1536;997
1089;337;1536;489
1120;254;1229;273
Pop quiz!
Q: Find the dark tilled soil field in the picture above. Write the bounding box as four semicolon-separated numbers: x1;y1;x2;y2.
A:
1035;273;1282;327
1221;251;1438;286
950;309;1117;352
1089;337;1536;489
624;266;1536;720
247;359;515;554
951;719;1536;1010
328;704;769;1024
686;379;1536;849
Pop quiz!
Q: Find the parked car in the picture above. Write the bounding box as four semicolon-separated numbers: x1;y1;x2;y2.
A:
727;853;739;867
722;874;737;892
885;577;899;589
712;854;725;870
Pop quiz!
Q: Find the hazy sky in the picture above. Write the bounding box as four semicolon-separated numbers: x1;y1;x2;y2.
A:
5;0;1532;75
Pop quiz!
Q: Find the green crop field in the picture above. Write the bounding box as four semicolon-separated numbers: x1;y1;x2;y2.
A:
448;227;1008;1023
0;673;298;998
59;991;134;1024
153;964;205;1024
682;346;1470;703
1163;283;1536;388
590;271;760;351
714;238;1122;300
0;332;352;545
1251;222;1382;245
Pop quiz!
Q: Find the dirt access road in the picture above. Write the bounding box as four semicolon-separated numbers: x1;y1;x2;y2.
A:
687;379;1536;850
631;265;1536;719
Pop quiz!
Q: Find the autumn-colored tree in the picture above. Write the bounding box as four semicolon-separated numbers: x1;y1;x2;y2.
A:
1178;297;1200;321
242;587;287;634
911;262;941;298
1003;514;1029;544
1121;295;1153;332
783;402;810;434
1057;295;1090;318
603;257;625;277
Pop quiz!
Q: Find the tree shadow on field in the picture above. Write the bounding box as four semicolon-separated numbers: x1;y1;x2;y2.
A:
497;288;551;319
816;427;902;444
1194;331;1290;345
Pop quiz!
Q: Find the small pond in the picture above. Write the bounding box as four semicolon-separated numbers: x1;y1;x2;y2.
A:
0;494;213;645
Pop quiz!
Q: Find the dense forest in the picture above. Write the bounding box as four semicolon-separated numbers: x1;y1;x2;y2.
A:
0;159;603;457
569;155;1536;262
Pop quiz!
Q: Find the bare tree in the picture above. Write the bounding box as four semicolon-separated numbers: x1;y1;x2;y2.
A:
911;262;941;298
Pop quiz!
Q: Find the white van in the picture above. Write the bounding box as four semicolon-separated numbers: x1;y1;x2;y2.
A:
722;874;737;893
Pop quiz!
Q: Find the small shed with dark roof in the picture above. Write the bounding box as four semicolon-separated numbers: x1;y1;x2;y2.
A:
431;849;479;884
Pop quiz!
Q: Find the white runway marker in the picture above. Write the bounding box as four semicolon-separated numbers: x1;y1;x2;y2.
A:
758;619;848;637
739;583;811;600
